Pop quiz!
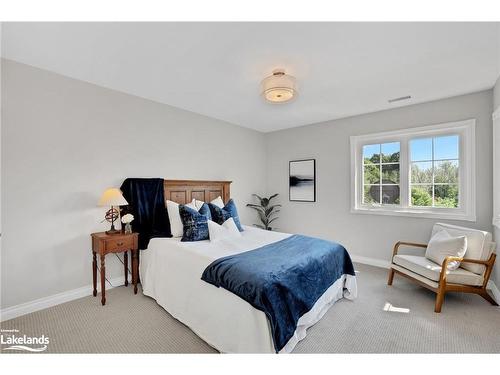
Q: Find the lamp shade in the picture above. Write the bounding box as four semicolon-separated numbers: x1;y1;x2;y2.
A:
261;69;297;103
98;188;128;207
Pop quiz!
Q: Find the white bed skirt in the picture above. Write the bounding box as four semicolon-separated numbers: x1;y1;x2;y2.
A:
279;274;357;353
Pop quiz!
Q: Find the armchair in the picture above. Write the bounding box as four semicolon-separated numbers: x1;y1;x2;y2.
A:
387;223;497;313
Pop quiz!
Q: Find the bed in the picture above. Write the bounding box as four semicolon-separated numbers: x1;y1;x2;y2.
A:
137;180;357;353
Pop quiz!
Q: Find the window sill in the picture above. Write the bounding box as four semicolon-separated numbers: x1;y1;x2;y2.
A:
351;206;476;222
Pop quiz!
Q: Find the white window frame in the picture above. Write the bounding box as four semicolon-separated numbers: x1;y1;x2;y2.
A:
350;119;476;221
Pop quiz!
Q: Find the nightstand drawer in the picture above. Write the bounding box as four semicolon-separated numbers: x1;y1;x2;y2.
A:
105;236;134;252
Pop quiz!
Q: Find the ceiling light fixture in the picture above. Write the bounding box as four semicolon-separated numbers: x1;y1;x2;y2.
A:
261;69;297;103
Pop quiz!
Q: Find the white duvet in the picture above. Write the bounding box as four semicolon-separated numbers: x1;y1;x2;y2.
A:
139;226;357;353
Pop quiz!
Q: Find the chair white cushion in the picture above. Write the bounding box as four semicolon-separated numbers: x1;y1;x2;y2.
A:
425;230;467;270
208;218;242;242
167;199;197;237
393;254;483;286
391;264;439;289
432;223;493;274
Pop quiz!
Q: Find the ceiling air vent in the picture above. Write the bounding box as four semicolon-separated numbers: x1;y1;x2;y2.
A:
388;95;411;103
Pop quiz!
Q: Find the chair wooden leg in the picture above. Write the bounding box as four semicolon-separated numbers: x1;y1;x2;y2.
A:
387;268;395;286
479;290;499;306
435;287;446;313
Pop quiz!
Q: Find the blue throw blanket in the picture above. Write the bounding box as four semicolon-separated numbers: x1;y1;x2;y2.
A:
120;178;171;249
201;234;355;352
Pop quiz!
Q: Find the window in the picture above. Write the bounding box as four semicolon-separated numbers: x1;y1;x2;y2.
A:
410;135;459;208
351;119;475;221
363;142;400;205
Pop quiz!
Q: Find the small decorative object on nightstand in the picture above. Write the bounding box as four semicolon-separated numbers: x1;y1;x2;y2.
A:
98;188;129;235
91;231;139;305
121;213;134;234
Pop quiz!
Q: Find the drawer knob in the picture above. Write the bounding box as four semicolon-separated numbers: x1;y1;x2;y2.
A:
117;242;124;246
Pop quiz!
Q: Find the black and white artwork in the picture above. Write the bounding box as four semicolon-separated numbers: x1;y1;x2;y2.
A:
289;159;316;202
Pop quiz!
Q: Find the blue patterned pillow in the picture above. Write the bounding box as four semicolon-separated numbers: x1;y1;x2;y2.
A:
179;203;212;242
208;199;244;232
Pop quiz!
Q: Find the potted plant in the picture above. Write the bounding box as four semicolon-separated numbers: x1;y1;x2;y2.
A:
246;194;281;231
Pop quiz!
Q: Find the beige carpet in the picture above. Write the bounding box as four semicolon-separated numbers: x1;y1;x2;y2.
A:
2;263;499;353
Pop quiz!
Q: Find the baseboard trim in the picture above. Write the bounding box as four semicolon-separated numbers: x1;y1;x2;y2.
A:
487;280;500;304
0;277;125;322
350;254;391;269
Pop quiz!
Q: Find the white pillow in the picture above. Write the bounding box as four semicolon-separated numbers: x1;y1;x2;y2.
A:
166;199;197;237
194;196;225;210
194;199;205;210
210;196;225;208
425;230;467;270
208;218;241;242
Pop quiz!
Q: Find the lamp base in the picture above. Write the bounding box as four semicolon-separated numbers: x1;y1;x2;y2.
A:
105;228;121;235
105;218;120;235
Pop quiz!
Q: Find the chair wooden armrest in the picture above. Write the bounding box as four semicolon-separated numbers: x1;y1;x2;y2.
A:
442;256;490;266
392;241;428;257
439;253;496;283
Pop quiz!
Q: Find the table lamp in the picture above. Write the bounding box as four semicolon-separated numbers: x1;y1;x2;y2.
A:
98;188;129;234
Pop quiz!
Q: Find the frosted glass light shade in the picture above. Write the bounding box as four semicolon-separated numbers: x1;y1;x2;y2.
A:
261;69;297;103
98;188;128;206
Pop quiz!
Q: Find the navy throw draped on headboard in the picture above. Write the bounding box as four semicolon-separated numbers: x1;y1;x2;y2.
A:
120;178;171;249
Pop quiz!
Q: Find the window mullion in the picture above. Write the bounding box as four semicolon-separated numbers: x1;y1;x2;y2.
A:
359;142;364;207
379;146;382;204
400;137;409;209
431;138;435;207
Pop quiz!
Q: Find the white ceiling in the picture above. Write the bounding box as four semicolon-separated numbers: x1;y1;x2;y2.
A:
2;22;499;132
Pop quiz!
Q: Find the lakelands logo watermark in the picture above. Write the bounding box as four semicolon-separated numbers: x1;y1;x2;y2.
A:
1;329;49;352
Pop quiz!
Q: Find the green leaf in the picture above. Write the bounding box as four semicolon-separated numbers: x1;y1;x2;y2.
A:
246;204;265;212
268;193;279;201
257;210;268;224
268;217;279;224
252;194;263;205
267;204;282;210
265;205;281;216
261;198;269;207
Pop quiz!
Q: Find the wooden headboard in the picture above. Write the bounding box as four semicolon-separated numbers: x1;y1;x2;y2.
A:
163;180;231;205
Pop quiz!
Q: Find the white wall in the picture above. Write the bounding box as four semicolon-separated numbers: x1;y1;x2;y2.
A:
492;73;500;288
494;24;500;109
494;77;500;109
491;21;499;288
266;91;493;264
1;59;267;309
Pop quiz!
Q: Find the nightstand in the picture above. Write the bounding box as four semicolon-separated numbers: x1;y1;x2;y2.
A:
91;232;139;305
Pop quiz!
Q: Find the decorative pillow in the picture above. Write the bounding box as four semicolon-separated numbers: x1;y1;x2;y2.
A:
208;199;244;232
425;230;467;270
166;199;197;237
207;218;242;242
194;196;225;210
179;203;212;242
210;196;225;209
